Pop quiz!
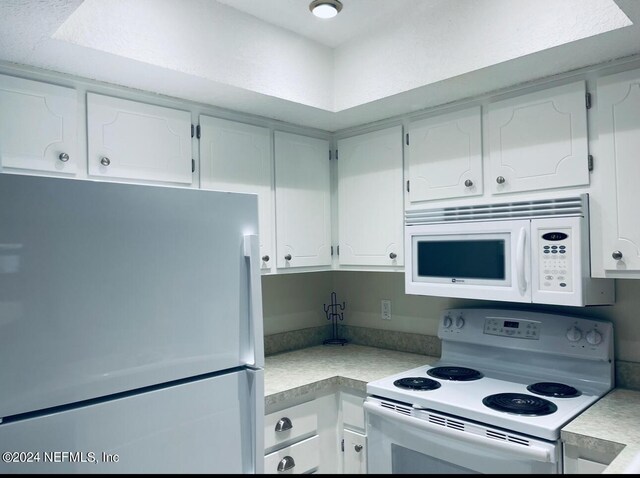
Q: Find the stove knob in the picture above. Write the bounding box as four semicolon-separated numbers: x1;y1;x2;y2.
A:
454;316;465;329
586;329;603;345
443;315;453;328
566;326;583;342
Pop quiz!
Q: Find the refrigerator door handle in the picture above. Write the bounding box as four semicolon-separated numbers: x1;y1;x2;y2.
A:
247;368;265;474
244;234;265;369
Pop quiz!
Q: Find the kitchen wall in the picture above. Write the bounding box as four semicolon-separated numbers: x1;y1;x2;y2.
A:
263;271;640;364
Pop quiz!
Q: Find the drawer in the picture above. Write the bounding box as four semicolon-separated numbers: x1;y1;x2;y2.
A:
341;392;365;432
264;435;319;474
265;400;318;450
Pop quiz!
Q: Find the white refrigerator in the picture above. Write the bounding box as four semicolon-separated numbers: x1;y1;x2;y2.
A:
0;174;264;473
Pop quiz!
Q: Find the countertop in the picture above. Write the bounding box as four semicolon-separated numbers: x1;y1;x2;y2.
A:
561;388;640;474
264;344;437;407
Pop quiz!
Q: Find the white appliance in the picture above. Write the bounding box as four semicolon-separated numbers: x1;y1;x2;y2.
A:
405;195;614;306
0;174;264;473
365;308;614;474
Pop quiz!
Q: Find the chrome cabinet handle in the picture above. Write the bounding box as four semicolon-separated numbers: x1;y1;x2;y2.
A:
496;176;506;184
464;179;473;187
100;157;111;166
277;456;295;472
58;152;69;162
389;252;397;259
354;444;363;453
612;250;623;260
274;417;292;432
284;254;292;261
262;255;270;262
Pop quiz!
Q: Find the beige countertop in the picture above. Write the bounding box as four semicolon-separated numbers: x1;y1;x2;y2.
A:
561;388;640;474
264;344;437;407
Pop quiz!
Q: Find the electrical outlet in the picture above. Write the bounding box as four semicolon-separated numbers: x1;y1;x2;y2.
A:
381;300;391;320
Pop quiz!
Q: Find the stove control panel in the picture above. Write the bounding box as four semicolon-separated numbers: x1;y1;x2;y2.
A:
483;317;541;340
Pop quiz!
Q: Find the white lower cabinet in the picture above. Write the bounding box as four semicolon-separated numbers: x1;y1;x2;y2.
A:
264;435;320;474
342;429;367;474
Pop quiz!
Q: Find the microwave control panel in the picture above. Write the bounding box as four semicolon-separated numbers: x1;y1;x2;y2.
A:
538;229;573;292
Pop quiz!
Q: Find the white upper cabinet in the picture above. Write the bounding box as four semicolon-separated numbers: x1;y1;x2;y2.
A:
595;68;640;275
406;106;482;204
274;131;331;269
488;81;589;195
87;93;192;185
337;126;404;267
199;116;273;271
0;74;77;175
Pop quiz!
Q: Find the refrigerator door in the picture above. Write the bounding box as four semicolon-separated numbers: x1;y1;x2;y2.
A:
0;368;263;474
0;174;262;418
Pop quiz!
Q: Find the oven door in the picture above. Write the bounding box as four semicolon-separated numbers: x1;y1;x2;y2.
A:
364;399;560;474
405;219;531;303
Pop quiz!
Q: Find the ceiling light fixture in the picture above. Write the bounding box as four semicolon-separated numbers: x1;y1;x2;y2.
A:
309;0;343;19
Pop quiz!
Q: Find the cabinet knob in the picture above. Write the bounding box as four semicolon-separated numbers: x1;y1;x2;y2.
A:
284;254;292;261
274;417;292;432
612;250;623;261
277;456;295;472
464;179;473;187
496;176;506;184
354;444;363;453
100;157;111;166
262;255;270;262
58;152;70;163
389;252;397;260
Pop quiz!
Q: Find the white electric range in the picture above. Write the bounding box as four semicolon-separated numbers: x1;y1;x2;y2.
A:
365;308;614;474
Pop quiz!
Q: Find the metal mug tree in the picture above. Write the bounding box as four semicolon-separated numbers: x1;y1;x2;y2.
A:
323;291;347;345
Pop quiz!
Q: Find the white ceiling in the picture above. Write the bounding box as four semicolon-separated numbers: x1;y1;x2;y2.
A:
0;0;639;132
216;0;423;48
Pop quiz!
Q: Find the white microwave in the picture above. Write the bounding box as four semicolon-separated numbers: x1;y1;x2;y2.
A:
405;195;614;306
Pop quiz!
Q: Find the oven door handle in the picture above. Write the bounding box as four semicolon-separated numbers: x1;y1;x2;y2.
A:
363;401;552;463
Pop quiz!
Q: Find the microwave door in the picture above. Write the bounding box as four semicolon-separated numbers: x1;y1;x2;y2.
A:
405;220;531;303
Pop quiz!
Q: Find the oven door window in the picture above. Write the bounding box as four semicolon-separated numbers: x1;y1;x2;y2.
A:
412;233;510;286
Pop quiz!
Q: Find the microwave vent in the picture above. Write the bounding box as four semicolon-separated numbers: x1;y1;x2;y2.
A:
405;195;587;226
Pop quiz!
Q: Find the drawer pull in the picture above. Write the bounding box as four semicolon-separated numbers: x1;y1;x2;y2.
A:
275;417;293;432
277;456;295;472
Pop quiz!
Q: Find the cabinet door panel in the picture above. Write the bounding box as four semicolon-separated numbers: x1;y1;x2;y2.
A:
407;106;482;203
488;81;589;194
200;116;273;270
87;93;192;184
274;132;331;269
597;69;640;272
338;126;403;266
343;429;367;474
0;74;77;175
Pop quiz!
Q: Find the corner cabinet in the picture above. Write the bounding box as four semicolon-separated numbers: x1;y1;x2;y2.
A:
199;116;274;271
87;93;193;185
487;81;590;195
337;126;404;267
594;68;640;276
406;106;482;204
0;74;78;175
274;131;332;269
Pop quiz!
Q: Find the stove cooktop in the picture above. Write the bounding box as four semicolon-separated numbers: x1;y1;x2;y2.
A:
366;363;602;441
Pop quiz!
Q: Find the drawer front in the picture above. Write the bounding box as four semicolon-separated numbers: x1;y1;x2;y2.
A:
341;393;365;432
264;435;319;474
265;400;318;450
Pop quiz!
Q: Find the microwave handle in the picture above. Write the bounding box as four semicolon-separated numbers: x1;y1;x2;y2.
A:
517;227;527;295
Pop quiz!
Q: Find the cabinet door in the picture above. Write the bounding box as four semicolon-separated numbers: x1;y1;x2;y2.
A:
87;93;192;184
274;132;331;269
488;81;589;194
407;107;482;203
597;69;640;273
343;429;367;474
338;126;403;266
200;116;273;270
0;74;77;175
